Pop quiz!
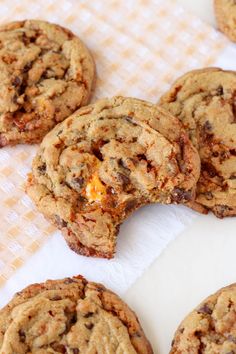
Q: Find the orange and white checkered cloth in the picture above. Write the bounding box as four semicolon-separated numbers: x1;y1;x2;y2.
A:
0;0;228;287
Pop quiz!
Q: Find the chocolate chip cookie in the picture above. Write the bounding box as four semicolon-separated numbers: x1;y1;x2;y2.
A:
0;275;153;353
215;0;236;42
170;283;236;354
0;19;95;146
26;96;200;258
160;68;236;218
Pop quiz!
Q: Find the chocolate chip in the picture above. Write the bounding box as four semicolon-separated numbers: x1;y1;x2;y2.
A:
132;332;141;337
201;121;214;142
230;149;236;156
220;150;229;161
205;192;213;200
18;329;26;343
124;115;137;126
230;174;236;180
228;335;236;344
118;158;126;168
178;136;185;161
125;199;137;213
23;62;32;73
214;205;232;218
50;343;66;353
78;195;87;203
54;215;67;228
85;323;94;330
212;151;219;157
201;162;218;178
12;94;19;104
91;140;107;161
197;304;212;315
84;312;94;318
137;154;147;161
107;186;115;195
64;278;76;284
171;188;192;203
51;295;62;301
117;173;130;187
11;76;21;87
203;120;212;131
71;314;77;325
72;349;80;354
37;163;46;174
216;85;224;96
72;177;84;188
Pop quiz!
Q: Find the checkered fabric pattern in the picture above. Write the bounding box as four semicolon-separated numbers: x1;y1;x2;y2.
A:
0;0;227;286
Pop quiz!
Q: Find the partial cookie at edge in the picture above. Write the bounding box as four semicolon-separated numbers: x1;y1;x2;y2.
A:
0;19;95;146
214;0;236;42
0;275;153;353
170;283;236;354
159;67;236;218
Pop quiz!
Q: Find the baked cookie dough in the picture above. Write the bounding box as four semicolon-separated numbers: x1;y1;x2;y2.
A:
0;19;95;146
26;96;200;258
170;283;236;354
160;68;236;218
215;0;236;42
0;275;153;353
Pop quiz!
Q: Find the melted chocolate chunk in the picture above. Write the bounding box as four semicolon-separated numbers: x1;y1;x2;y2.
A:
125;199;137;213
50;343;66;353
22;62;32;73
85;323;94;330
171;188;192;203
216;85;224;96
117;173;130;187
72;177;84;188
54;215;67;228
230;149;236;156
11;76;22;87
201;162;218;178
84;312;94;318
37;162;46;174
71;349;80;354
64;278;76;284
51;295;62;301
91;140;107;161
227;335;236;344
18;329;26;343
197;304;212;315
205;192;213;200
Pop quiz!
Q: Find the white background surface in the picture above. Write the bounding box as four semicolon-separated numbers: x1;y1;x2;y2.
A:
124;1;236;353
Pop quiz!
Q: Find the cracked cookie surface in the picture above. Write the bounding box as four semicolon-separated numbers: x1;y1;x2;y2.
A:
215;0;236;42
160;68;236;218
0;275;153;354
26;96;200;258
170;283;236;354
0;19;95;146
